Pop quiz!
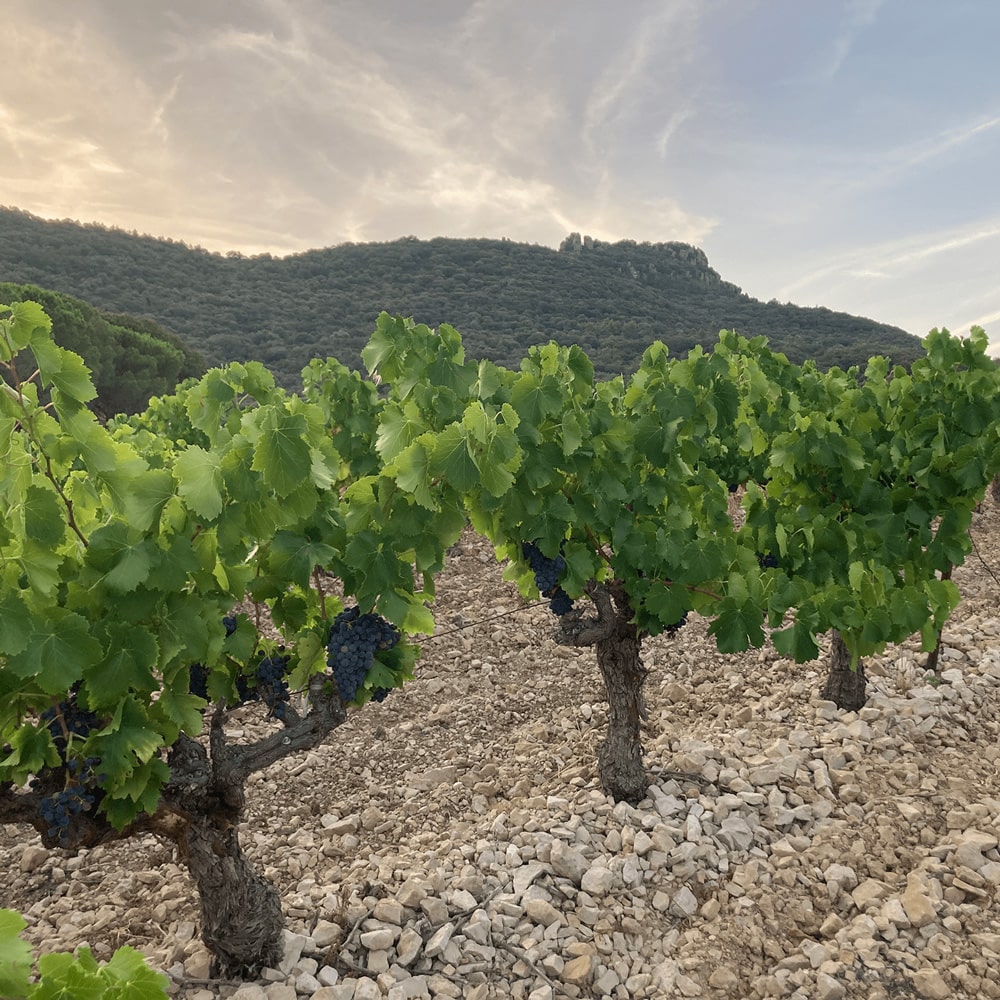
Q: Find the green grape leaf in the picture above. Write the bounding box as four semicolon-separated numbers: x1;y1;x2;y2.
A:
391;438;437;510
122;469;176;533
91;699;165;785
30;336;98;402
19;539;64;597
22;483;66;547
639;582;689;632
376;402;424;463
1;726;62;785
33;952;105;1000
0;592;32;656
429;425;480;492
54;398;124;473
99;945;171;999
0;908;31;1000
510;373;563;424
268;532;337;590
86;624;159;707
150;687;205;741
771;620;821;662
174;446;224;520
708;599;765;653
6;608;103;692
87;524;156;593
399;597;435;636
287;629;327;691
251;409;312;497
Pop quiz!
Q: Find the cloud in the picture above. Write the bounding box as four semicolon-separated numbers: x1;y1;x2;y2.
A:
655;108;695;160
820;0;886;80
778;218;1000;301
580;0;702;156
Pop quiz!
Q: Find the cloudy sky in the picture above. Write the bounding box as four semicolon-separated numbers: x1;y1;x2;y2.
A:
3;0;999;346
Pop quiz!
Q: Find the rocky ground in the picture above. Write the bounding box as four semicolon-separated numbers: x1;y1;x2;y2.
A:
5;503;1000;1000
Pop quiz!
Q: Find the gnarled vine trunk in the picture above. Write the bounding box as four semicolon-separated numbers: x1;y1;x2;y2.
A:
557;582;648;804
821;630;867;712
179;808;284;975
594;624;648;804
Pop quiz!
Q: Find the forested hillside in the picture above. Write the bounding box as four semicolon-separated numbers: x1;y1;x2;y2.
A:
0;207;924;388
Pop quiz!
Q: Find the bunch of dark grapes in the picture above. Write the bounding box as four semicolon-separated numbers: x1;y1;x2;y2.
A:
326;607;400;703
255;650;291;719
188;662;209;700
41;692;99;760
522;541;576;617
235;671;258;704
665;611;689;637
549;589;575;616
189;618;240;701
757;551;779;569
38;757;102;845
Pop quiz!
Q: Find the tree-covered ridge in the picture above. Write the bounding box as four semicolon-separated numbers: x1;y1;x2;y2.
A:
0;281;205;415
0;207;923;390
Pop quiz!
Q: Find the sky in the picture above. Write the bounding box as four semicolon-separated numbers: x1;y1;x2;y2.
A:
3;0;999;348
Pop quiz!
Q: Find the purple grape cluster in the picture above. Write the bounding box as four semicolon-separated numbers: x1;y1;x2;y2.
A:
757;551;779;569
188;662;209;700
664;611;689;637
41;692;99;760
326;607;400;703
188;617;240;701
255;651;291;719
522;542;575;617
38;757;102;844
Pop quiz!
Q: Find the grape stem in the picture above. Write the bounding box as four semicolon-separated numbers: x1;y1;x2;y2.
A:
312;566;328;620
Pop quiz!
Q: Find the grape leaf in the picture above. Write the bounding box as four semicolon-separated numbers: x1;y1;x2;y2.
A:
6;608;103;692
30;335;98;402
251;408;312;497
0;909;31;1000
174;446;224;520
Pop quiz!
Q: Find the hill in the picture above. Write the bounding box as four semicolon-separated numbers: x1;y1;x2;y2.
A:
0;207;925;389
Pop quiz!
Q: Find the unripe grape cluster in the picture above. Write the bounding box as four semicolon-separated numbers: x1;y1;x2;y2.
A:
326;606;400;703
521;542;575;617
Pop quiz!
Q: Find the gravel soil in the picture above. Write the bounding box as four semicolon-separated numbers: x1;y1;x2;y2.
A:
4;503;1000;1000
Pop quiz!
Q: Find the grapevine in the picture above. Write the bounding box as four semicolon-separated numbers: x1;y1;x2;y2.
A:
364;314;1000;798
0;301;458;975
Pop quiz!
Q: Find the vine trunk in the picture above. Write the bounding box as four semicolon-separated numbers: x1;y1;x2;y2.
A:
821;629;868;712
594;619;648;805
177;808;284;976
